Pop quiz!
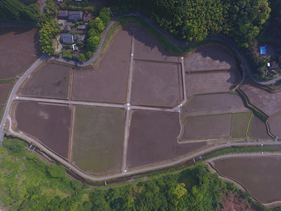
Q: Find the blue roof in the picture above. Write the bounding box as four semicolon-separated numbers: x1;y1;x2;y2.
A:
260;46;266;55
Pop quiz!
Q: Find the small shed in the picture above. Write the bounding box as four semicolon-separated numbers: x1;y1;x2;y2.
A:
77;25;86;30
271;62;279;69
64;24;71;32
72;44;79;51
74;34;86;42
260;46;266;55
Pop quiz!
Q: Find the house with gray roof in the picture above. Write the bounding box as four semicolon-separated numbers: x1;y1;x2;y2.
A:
68;11;83;22
60;34;74;44
57;10;68;19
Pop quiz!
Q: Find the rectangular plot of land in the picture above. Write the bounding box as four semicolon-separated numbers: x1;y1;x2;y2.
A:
249;116;272;140
72;106;126;175
231;112;252;138
127;110;206;168
15;101;71;159
240;84;281;116
134;29;180;62
19;64;70;99
183;114;232;140
131;61;182;107
183;93;249;116
185;71;240;101
72;29;131;103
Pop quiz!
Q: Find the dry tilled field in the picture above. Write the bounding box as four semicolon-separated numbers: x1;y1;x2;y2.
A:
13;26;276;176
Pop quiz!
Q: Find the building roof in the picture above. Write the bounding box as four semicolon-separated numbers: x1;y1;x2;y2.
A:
77;25;86;30
58;10;68;19
260;46;266;55
61;34;74;44
74;34;85;42
64;24;71;32
271;61;279;69
68;11;83;22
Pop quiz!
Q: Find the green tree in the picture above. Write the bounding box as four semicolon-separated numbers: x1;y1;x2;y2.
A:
86;36;100;51
99;7;111;26
78;53;86;62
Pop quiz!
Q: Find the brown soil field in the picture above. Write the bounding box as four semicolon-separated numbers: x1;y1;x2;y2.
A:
134;28;180;62
184;44;237;72
240;84;281;116
0;82;14;113
15;101;71;159
19;64;70;99
131;60;182;107
182;93;249;116
185;70;240;101
72;28;132;103
213;156;281;203
182;114;232;140
0;27;40;79
127;110;206;168
249;116;272;140
72;106;125;175
268;113;281;138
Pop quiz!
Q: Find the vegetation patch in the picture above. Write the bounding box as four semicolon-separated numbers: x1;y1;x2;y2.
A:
72;106;125;175
231;112;252;139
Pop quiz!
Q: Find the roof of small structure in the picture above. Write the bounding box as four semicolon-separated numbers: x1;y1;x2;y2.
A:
260;46;266;55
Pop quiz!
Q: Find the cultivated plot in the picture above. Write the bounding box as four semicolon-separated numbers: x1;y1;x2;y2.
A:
131;60;182;107
0;27;40;79
182;93;249;116
19;63;70;99
240;84;281;116
184;44;237;72
231;112;252;139
15;101;71;159
72;28;132;103
0;82;14;113
134;28;179;62
72;106;125;175
127;110;206;168
268;113;281;138
185;70;240;100
248;116;272;140
182;114;232;140
213;156;281;203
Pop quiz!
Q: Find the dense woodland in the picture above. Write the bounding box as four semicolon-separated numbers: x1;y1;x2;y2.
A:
110;0;271;48
1;138;277;211
0;0;40;22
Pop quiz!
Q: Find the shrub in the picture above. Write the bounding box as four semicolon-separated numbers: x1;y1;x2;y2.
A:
78;53;86;62
85;51;93;60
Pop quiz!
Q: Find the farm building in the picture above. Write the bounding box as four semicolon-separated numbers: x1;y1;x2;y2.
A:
61;34;74;44
57;10;68;19
68;11;83;22
74;34;86;42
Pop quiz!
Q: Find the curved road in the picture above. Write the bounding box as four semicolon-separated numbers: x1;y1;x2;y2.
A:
1;13;281;181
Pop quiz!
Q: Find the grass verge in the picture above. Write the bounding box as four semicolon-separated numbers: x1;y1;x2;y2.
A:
204;146;281;160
